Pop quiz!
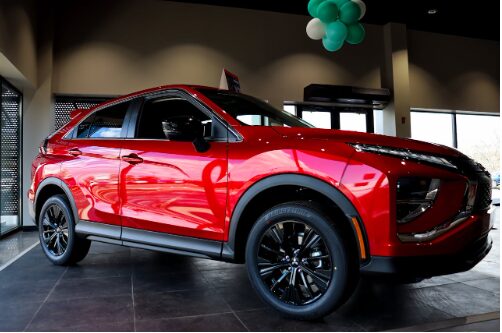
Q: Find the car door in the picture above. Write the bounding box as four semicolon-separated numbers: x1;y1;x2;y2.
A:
60;100;134;227
119;92;229;241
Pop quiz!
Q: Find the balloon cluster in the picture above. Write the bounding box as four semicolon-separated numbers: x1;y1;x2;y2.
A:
306;0;366;52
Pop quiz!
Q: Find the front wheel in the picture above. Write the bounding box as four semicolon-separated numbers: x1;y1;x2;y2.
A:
245;202;357;320
38;194;91;265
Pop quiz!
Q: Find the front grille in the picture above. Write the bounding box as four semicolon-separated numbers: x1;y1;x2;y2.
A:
451;156;492;213
474;175;492;212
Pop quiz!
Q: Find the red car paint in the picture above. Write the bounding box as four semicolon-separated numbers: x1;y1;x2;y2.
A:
29;85;493;265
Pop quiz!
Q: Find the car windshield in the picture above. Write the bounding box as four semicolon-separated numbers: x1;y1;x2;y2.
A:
198;89;313;128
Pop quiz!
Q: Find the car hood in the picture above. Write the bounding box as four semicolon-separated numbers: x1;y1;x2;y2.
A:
271;127;464;158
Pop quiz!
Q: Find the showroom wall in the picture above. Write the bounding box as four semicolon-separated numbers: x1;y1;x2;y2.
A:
51;0;384;108
49;0;500;113
408;30;499;113
0;0;37;88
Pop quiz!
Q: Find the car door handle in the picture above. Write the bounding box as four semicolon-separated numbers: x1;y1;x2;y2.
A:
122;154;143;165
68;148;82;156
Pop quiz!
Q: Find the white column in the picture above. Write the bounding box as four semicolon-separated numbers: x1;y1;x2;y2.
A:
381;23;411;138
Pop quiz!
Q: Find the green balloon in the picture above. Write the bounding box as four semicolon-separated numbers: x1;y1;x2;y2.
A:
339;1;361;25
307;0;326;17
345;23;366;44
322;36;344;52
317;1;339;23
332;0;349;8
326;20;348;42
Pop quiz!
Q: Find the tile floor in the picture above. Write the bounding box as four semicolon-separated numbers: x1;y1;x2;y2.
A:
0;207;499;332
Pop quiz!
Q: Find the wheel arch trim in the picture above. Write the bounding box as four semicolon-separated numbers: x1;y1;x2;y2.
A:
223;173;369;262
34;177;79;225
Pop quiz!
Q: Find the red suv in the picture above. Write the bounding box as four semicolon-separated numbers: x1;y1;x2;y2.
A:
29;85;493;319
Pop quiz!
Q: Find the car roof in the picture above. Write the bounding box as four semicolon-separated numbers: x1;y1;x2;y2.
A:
86;84;226;112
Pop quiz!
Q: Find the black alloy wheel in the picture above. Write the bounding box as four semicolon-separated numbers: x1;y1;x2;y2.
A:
41;204;69;257
246;202;357;320
257;220;333;305
38;194;91;265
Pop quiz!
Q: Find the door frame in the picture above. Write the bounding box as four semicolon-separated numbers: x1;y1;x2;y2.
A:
285;101;375;133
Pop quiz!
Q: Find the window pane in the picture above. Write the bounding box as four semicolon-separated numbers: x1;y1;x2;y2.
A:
373;110;384;134
198;89;311;128
411;112;454;147
137;98;211;140
302;111;331;129
340;112;367;132
76;114;95;138
88;102;129;138
237;115;262;126
283;104;296;115
456;114;500;175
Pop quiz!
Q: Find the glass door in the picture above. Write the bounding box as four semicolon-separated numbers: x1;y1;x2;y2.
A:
290;103;375;133
0;77;22;237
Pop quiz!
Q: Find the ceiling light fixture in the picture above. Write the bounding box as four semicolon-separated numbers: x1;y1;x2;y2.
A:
427;9;438;15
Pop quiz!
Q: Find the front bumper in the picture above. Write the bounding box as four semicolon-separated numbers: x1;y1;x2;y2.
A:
361;233;492;279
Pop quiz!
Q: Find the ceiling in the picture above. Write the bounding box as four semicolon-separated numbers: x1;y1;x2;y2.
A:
168;0;500;41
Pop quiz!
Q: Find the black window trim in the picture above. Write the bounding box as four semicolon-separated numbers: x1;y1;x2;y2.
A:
124;89;241;143
63;97;139;140
63;89;243;142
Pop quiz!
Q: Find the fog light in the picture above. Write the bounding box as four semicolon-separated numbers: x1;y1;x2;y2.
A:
396;178;440;224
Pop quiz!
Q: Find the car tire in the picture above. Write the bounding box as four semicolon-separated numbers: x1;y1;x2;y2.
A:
38;194;91;265
245;201;358;320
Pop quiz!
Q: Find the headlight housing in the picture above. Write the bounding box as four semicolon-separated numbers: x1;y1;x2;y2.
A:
349;143;457;171
396;178;440;224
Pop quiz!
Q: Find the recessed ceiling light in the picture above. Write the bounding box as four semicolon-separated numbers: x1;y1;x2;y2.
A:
428;9;438;15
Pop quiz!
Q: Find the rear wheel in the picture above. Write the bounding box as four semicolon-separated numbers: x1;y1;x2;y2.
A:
38;194;91;265
245;202;357;320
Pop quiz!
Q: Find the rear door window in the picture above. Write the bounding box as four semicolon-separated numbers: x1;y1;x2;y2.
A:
76;102;130;139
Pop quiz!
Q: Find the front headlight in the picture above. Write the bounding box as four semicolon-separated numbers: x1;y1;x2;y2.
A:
348;143;457;170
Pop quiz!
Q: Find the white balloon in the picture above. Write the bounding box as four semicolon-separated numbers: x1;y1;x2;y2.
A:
306;18;326;40
351;0;366;19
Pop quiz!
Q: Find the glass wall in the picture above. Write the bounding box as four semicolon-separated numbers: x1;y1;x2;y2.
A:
340;112;367;132
283;102;376;133
456;114;500;176
0;77;22;236
411;112;455;147
411;110;500;177
301;111;332;129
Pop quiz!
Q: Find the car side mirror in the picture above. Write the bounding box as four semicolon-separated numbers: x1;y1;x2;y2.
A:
161;116;210;153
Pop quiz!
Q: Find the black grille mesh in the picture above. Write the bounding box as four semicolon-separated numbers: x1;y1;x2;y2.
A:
453;156;493;212
54;95;112;130
1;80;21;220
474;176;492;212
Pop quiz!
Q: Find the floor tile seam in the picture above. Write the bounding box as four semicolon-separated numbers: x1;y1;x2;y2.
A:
135;310;236;323
216;288;251;332
386;311;500;332
46;291;133;302
131;273;137;332
426;319;500;332
23;266;68;331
